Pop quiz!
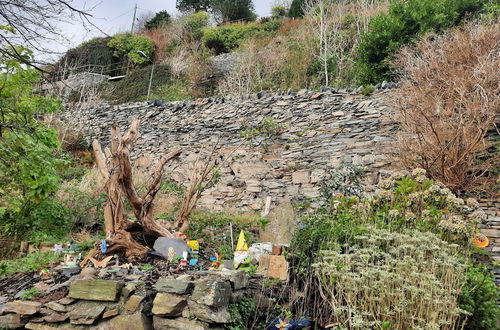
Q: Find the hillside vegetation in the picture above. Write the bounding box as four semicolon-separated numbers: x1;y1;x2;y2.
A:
53;0;497;101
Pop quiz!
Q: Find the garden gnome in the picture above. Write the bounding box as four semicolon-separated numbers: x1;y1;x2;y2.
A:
233;231;249;268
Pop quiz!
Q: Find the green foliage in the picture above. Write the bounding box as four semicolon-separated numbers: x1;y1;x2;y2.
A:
240;118;286;143
289;167;490;326
227;296;256;330
288;0;305;18
186;212;260;259
20;287;43;300
0;51;69;239
160;179;184;196
320;160;365;200
138;263;155;271
52;37;121;79
102;65;172;103
357;0;486;83
261;19;283;33
202;23;261;54
210;0;257;23
0;252;62;277
183;11;210;40
145;11;171;30
146;80;192;101
176;0;211;12
360;84;374;95
459;263;500;329
108;33;154;65
271;5;287;18
314;228;467;329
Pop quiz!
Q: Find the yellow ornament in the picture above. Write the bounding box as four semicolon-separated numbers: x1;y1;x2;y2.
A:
235;231;248;251
188;240;199;251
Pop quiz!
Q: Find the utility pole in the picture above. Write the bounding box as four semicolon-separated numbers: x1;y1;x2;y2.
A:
126;4;138;75
130;3;138;34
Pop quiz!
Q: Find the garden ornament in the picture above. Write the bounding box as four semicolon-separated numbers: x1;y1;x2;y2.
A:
275;319;291;329
53;244;63;254
234;230;249;268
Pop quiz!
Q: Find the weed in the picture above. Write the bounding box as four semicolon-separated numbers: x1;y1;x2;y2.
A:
20;288;43;300
0;252;62;277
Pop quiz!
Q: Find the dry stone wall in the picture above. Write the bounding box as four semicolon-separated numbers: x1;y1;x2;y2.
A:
63;90;396;212
62;90;397;214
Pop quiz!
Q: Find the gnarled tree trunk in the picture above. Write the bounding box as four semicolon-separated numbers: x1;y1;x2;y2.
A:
86;119;181;262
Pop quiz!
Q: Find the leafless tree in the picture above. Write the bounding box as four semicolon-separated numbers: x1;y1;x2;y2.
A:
0;0;105;71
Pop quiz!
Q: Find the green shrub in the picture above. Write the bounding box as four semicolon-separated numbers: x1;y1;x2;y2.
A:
357;0;486;83
314;228;467;329
20;288;43;300
288;0;305;18
102;64;172;103
228;296;256;330
108;33;154;65
271;5;287;18
146;80;192;101
360;84;374;95
210;0;257;23
184;11;210;40
202;22;261;54
52;37;121;79
459;264;500;329
288;167;486;327
0;252;62;277
145;10;171;30
261;19;282;33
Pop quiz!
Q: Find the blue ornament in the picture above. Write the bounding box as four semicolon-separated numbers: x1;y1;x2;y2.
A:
100;240;108;253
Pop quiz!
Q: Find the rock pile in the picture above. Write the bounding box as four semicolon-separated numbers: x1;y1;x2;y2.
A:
0;271;258;329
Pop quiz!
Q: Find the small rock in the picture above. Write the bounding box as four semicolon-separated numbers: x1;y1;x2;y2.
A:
154;279;193;295
45;301;66;313
57;297;75;305
99;312;151;330
256;90;267;99
191;277;231;308
124;295;144;313
61;267;81;277
43;312;68;323
257;255;289;281
0;313;25;329
153;316;208;330
152;293;187;317
185;301;230;323
102;308;119;319
68;302;105;325
79;267;97;280
218;270;249;290
5;300;41;315
248;242;273;264
121;283;136;299
292;171;310;184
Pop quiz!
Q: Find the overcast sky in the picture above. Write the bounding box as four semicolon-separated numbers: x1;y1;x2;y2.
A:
50;0;274;61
